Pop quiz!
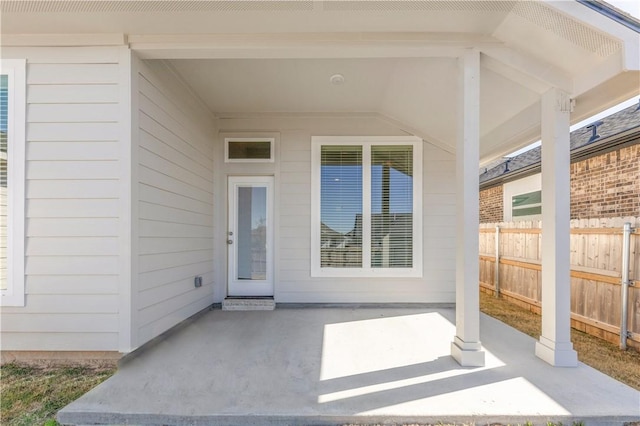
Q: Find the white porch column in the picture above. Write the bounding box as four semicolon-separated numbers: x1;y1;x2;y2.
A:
451;49;485;367
535;88;578;367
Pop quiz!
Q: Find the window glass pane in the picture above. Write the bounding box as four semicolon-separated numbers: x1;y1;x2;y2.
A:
512;191;541;208
320;146;362;268
0;74;8;290
512;190;541;217
0;75;7;154
237;186;267;280
513;206;542;217
371;145;413;268
228;141;271;160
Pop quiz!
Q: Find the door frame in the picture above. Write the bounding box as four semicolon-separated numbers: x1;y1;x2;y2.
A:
227;176;274;297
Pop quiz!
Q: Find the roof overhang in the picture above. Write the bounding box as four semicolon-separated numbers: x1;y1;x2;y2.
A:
2;0;639;162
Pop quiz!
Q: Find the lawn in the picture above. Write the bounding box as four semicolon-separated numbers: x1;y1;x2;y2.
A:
480;291;640;390
0;363;115;426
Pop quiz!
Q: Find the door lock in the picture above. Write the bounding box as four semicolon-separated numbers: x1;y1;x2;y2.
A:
227;239;233;245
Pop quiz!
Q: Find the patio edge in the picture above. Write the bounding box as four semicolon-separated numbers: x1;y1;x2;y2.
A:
56;411;640;426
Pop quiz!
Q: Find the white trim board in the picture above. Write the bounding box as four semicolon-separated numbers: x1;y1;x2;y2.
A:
310;136;423;278
1;59;26;307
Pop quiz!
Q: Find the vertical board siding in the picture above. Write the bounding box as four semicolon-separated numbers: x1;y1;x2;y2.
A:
0;46;123;351
136;61;215;347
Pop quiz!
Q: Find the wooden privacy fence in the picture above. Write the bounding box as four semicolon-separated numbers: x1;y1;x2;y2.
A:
479;217;640;351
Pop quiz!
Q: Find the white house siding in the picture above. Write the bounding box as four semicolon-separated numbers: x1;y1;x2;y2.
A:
135;60;216;347
0;47;124;351
215;116;456;303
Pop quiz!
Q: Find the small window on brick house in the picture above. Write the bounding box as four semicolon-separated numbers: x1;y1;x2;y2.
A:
512;190;542;218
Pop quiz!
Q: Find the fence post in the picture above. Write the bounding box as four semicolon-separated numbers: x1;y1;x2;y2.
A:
495;225;500;298
620;222;632;350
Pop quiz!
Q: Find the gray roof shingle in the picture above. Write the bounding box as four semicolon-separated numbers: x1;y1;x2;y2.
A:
479;102;640;185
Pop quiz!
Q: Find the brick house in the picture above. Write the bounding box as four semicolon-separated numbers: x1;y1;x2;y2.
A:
479;102;640;223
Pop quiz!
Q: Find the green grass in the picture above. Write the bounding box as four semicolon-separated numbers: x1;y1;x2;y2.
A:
0;363;115;426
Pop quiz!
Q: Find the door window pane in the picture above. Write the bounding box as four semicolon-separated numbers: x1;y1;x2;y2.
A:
320;146;362;267
371;146;413;268
237;186;267;280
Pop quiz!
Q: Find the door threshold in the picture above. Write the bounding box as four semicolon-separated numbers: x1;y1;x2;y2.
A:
222;297;275;311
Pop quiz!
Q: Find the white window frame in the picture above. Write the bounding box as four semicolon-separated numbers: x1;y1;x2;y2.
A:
503;173;542;221
311;136;423;278
224;137;275;163
1;59;26;307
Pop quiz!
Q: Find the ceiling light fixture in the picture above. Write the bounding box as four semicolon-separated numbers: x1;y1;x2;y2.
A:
330;74;345;85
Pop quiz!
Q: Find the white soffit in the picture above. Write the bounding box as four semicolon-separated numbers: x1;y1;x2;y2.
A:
2;0;637;158
493;2;623;75
0;0;520;13
500;1;622;58
0;1;515;34
0;1;315;12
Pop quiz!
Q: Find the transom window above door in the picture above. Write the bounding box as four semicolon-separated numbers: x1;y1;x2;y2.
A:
311;136;423;278
225;138;274;163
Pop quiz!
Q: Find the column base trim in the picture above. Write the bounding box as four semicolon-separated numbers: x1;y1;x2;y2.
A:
535;339;578;367
451;340;485;367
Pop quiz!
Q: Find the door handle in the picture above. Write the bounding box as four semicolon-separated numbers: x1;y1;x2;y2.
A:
227;239;233;245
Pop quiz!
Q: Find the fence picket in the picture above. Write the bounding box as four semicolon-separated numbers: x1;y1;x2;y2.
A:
480;217;640;351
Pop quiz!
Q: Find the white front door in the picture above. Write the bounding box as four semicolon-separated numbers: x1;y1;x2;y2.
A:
227;176;274;297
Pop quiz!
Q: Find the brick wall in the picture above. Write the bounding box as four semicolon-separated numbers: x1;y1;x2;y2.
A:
570;144;640;219
479;141;639;223
479;185;503;223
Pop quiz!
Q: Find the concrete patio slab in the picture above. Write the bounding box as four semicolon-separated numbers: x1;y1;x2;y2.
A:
58;308;639;426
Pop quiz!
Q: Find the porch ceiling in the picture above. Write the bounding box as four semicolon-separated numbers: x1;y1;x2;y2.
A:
167;57;540;156
2;0;639;162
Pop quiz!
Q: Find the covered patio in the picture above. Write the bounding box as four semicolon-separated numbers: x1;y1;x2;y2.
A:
2;0;640;409
58;307;639;425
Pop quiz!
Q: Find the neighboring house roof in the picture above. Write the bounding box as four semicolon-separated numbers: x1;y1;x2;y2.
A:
577;0;640;33
479;101;640;188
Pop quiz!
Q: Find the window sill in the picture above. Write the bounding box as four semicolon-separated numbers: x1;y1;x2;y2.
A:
311;268;423;278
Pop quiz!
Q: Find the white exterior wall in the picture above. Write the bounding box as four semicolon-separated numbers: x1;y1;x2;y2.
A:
134;59;216;347
215;116;456;303
1;47;125;351
0;50;454;353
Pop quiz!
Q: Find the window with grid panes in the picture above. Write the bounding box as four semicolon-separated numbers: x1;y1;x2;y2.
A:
311;137;422;278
